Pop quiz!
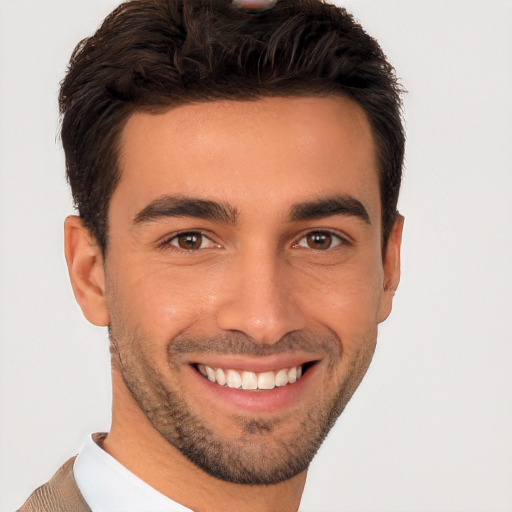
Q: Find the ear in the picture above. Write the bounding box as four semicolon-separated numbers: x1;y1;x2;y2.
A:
377;214;404;323
64;215;110;326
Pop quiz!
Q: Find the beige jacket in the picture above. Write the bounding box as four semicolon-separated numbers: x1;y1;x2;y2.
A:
17;457;90;512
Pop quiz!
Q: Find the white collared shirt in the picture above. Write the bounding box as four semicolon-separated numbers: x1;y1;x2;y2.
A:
73;433;192;512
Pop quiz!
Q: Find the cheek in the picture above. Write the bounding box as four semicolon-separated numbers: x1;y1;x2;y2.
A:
300;261;384;339
106;259;226;337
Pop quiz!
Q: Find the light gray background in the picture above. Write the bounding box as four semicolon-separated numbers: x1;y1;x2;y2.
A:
1;1;511;511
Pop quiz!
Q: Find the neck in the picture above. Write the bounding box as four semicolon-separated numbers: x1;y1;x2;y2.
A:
102;369;307;512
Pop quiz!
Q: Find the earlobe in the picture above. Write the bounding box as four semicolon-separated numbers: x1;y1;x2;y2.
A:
64;215;110;326
377;214;404;323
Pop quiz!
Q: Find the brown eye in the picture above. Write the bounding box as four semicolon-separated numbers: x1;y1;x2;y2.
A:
297;231;343;251
178;233;202;250
307;232;332;250
169;232;210;251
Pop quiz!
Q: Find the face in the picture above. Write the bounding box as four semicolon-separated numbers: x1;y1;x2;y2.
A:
85;96;401;484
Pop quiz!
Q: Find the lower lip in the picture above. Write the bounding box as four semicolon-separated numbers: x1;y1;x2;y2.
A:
186;363;318;414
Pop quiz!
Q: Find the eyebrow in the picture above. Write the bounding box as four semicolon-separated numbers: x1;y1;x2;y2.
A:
288;195;371;225
133;195;239;225
133;193;370;226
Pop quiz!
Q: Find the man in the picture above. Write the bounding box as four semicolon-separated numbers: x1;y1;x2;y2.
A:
19;0;404;510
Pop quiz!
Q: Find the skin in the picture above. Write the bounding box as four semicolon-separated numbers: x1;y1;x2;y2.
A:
233;0;277;11
65;96;403;512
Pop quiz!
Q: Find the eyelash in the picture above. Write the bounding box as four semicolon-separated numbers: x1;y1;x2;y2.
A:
294;230;350;251
158;230;219;252
158;229;351;253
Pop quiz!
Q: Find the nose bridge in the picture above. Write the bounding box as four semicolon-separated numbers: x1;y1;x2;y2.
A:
216;245;304;344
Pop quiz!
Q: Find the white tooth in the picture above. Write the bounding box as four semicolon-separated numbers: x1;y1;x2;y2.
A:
275;369;289;387
198;364;207;377
242;371;258;390
226;369;242;389
297;365;303;379
205;366;216;382
215;368;227;386
257;371;275;390
288;367;297;384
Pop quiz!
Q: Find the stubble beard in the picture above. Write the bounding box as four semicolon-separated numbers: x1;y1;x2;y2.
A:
109;322;377;485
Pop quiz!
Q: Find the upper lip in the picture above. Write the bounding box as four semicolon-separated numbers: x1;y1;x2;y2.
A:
189;353;322;373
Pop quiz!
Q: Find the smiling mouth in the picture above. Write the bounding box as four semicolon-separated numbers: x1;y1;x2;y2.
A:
194;363;315;391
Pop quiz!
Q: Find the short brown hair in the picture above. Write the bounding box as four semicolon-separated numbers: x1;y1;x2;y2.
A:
60;0;404;251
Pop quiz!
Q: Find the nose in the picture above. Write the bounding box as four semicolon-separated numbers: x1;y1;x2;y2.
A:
216;248;306;344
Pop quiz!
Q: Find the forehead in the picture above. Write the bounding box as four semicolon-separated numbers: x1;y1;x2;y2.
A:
115;96;380;223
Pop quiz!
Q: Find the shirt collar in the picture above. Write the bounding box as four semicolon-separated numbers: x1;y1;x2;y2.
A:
73;433;192;512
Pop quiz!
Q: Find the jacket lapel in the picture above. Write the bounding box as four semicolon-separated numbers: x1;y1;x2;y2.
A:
17;456;90;512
